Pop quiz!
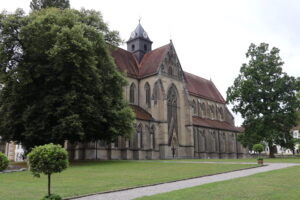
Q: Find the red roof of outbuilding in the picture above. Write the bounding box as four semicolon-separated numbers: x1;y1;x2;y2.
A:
184;72;225;103
292;125;300;131
192;116;238;132
130;105;153;121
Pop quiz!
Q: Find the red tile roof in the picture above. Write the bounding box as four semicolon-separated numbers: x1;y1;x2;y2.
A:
130;105;153;121
111;44;226;104
110;44;170;79
139;44;170;77
192;116;239;132
236;127;245;133
111;47;139;78
292;125;300;131
184;72;225;103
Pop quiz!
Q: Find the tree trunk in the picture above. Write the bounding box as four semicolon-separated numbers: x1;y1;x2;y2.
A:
268;143;275;158
48;174;51;196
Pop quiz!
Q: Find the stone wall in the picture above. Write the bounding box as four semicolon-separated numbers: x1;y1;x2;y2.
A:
193;127;248;159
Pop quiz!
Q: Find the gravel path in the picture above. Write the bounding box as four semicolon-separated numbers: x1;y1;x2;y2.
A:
71;162;299;200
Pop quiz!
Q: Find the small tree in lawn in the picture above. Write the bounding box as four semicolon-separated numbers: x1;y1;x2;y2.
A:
0;152;9;171
27;143;68;199
253;144;264;159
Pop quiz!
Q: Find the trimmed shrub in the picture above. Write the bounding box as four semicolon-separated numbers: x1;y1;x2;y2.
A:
253;144;264;158
0;152;9;171
28;143;68;197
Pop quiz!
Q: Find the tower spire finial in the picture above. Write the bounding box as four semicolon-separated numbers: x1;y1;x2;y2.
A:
138;16;142;24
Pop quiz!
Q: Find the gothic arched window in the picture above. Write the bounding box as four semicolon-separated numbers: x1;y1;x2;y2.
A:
219;107;224;120
168;66;173;76
209;105;215;119
200;102;206;117
192;100;196;115
153;82;158;105
150;125;155;149
130;83;135;104
198;101;201;116
145;82;151;107
167;85;178;145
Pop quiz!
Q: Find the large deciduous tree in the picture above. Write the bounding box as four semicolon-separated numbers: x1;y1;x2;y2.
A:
227;43;300;158
30;0;70;11
0;8;134;153
297;91;300;124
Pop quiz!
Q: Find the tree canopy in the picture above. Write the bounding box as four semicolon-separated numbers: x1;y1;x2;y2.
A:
297;91;300;124
30;0;70;11
227;43;300;157
0;8;134;152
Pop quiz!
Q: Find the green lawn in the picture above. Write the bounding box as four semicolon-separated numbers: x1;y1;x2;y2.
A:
171;157;300;163
137;166;300;200
0;161;256;200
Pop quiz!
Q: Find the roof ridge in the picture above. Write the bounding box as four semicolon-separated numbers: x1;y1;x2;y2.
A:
184;71;210;82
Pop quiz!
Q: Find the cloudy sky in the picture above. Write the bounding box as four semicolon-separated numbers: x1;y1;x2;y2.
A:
1;0;300;125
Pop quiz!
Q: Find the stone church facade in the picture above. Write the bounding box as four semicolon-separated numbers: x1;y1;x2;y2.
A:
67;23;248;160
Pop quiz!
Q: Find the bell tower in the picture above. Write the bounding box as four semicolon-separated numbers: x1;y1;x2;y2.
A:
127;22;152;63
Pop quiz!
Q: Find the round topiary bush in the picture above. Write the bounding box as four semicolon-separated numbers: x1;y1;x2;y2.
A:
27;143;69;197
0;152;9;171
253;143;264;158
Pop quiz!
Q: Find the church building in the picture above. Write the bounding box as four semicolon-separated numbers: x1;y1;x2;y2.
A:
67;23;249;160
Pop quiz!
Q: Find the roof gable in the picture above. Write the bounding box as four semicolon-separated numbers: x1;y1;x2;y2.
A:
139;44;170;77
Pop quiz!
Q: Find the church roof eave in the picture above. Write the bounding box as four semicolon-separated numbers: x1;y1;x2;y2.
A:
192;116;239;132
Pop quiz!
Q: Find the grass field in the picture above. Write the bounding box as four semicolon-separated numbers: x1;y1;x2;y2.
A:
171;157;300;163
0;161;256;200
137;166;300;200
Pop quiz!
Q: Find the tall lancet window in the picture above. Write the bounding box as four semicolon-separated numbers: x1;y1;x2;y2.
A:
167;85;178;144
192;100;196;115
153;82;158;105
145;82;151;107
130;83;135;104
